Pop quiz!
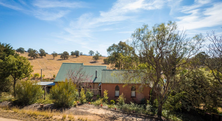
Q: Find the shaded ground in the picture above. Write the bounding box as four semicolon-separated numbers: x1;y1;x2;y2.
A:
0;101;165;121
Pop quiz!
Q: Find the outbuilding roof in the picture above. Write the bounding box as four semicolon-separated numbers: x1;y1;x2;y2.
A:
36;82;55;86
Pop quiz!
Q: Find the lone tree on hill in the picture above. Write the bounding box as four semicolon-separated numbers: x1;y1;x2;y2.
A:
89;50;94;56
75;50;80;57
52;51;58;59
93;51;101;62
71;51;75;56
60;51;69;60
16;47;25;54
28;49;38;59
27;48;33;53
39;49;46;58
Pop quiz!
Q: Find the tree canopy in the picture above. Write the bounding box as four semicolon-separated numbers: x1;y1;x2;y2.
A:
52;51;58;59
0;43;15;94
60;51;69;59
89;50;94;56
93;51;101;62
3;55;33;97
16;47;25;54
74;50;80;57
106;41;136;69
118;21;204;118
28;49;38;59
39;48;46;58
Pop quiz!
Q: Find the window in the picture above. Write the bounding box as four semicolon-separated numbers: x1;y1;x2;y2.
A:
131;86;136;97
115;85;119;97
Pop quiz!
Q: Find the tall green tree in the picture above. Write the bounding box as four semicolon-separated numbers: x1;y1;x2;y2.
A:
39;48;46;58
107;41;136;69
0;43;15;95
52;51;58;59
4;55;33;97
0;43;15;60
89;50;94;56
123;21;203;118
28;49;38;59
16;47;25;54
60;51;69;60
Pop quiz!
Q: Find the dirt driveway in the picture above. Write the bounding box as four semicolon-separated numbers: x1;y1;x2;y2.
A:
0;117;21;121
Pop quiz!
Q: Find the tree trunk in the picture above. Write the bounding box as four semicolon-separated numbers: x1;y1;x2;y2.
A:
157;103;163;120
13;78;16;97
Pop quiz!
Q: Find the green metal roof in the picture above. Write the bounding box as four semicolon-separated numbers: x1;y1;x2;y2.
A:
54;63;107;83
101;69;142;84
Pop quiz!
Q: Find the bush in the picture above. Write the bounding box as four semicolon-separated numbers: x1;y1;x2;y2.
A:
80;88;86;104
34;73;40;79
117;93;125;105
15;80;43;105
119;102;144;114
53;74;56;78
50;79;78;107
103;90;108;103
96;94;100;99
92;98;103;106
110;100;115;104
103;58;109;64
86;89;93;102
36;94;53;104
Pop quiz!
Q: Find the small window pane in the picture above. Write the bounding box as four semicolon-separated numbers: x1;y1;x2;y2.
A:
115;91;119;96
131;91;135;97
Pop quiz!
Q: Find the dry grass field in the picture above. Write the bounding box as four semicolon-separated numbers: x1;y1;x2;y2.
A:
19;52;110;78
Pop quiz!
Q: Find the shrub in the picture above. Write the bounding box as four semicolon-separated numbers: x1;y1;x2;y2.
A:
15;80;43;105
34;73;40;79
117;93;125;105
80;88;86;104
103;90;108;103
110;100;115;104
50;79;78;107
92;98;103;106
53;74;56;78
36;94;53;104
96;94;100;99
86;89;93;102
103;58;109;64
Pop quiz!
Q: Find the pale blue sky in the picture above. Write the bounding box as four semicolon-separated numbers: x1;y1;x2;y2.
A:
0;0;222;56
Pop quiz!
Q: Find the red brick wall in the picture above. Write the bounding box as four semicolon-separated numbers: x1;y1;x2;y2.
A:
101;83;151;104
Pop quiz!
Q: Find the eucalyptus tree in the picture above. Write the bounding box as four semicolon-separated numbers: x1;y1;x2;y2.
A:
123;21;203;118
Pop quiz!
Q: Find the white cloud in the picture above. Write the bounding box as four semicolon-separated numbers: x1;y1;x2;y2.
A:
0;0;86;21
33;0;84;8
0;1;22;10
177;2;222;30
34;10;70;21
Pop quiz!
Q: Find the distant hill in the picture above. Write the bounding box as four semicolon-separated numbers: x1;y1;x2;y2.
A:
19;52;110;78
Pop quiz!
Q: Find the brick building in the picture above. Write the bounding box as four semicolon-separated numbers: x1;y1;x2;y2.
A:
54;63;151;104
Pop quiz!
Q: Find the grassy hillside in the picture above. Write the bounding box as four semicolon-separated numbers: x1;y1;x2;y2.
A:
19;52;110;78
